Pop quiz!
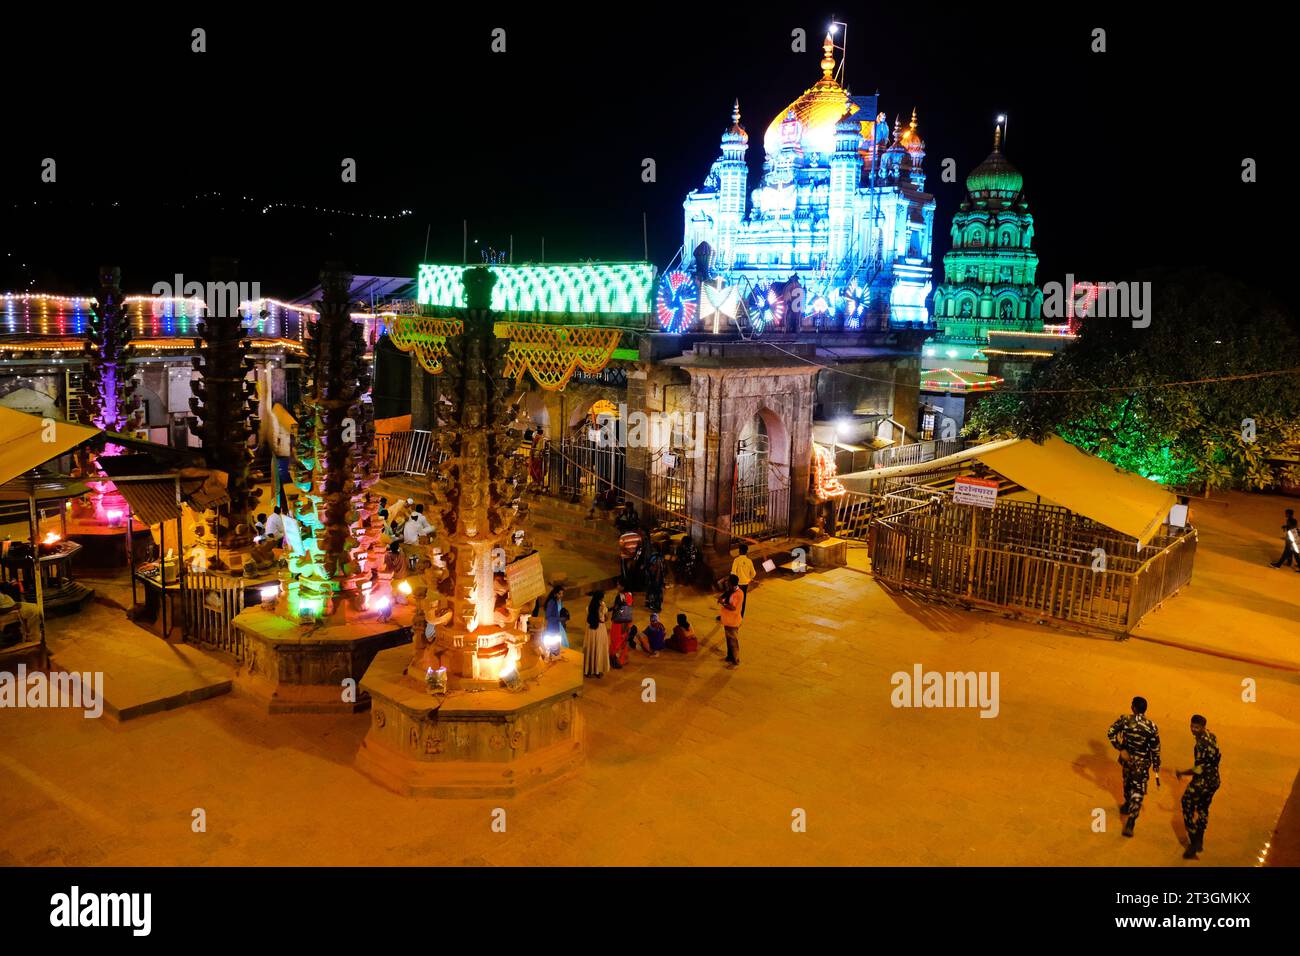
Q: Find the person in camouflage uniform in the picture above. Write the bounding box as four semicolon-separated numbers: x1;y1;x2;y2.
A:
1175;714;1221;859
1107;696;1162;838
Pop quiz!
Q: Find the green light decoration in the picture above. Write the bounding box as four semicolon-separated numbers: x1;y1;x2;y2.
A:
417;262;656;315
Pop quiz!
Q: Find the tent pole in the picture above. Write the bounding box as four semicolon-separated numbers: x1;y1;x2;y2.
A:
126;504;136;615
177;476;187;640
28;495;45;648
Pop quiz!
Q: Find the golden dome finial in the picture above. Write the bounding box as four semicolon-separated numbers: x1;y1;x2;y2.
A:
732;98;741;125
910;107;918;129
821;33;836;78
993;121;1002;151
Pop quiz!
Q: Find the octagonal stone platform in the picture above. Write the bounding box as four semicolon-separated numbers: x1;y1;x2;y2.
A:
233;606;412;714
356;645;585;799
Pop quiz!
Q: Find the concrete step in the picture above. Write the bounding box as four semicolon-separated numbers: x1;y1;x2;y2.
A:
48;623;234;721
526;520;618;546
702;538;817;582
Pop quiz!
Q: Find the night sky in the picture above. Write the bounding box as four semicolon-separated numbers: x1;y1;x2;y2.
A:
2;8;1286;305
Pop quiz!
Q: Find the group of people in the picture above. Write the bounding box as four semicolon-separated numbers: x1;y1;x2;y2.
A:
1106;696;1222;858
579;585;699;677
574;541;757;677
253;507;285;546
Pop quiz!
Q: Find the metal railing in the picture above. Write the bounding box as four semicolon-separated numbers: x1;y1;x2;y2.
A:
375;430;435;477
182;572;247;661
833;487;936;541
646;448;693;531
545;436;626;503
869;496;1197;634
871;438;965;469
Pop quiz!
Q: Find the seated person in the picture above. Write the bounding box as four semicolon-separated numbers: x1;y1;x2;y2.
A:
0;582;42;644
264;506;285;544
636;612;666;657
615;501;640;533
667;612;697;654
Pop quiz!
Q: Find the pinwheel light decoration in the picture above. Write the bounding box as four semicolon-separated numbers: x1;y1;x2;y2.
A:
700;282;741;334
746;281;785;334
809;294;832;329
838;284;867;330
655;270;698;333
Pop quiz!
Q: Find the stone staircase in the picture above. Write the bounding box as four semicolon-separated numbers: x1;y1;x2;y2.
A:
521;493;621;554
519;493;626;599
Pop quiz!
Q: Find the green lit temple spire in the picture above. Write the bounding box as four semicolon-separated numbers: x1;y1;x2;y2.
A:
932;118;1042;345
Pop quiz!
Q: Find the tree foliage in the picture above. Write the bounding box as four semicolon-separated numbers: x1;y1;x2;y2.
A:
967;270;1300;489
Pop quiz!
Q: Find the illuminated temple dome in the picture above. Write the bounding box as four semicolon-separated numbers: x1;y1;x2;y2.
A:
683;26;936;327
965;125;1023;201
763;34;854;156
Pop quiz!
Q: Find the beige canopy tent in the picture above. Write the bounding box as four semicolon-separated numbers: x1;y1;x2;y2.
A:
0;408;102;655
845;435;1176;547
0;406;101;486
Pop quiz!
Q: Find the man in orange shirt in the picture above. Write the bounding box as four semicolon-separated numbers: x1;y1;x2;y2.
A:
718;573;744;666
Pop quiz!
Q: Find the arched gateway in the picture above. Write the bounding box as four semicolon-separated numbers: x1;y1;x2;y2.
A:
731;408;791;539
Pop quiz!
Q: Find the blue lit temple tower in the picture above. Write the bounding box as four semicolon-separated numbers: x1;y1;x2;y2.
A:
683;33;935;328
932;123;1043;346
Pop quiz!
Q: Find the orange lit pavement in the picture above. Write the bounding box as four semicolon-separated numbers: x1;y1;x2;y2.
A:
1;492;1297;867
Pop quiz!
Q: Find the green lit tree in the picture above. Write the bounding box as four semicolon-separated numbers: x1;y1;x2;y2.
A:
968;270;1300;489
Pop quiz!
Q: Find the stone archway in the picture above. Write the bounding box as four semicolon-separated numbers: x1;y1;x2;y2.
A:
732;406;791;539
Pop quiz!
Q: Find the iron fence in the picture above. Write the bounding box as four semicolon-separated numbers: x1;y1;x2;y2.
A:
375;430;436;476
182;572;247;661
871;438;965;469
869;495;1196;634
545;436;626;503
646;447;693;530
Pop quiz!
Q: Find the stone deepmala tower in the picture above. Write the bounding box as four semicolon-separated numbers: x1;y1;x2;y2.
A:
81;266;140;435
406;266;536;686
356;266;585;797
281;266;386;621
232;265;402;713
188;261;261;554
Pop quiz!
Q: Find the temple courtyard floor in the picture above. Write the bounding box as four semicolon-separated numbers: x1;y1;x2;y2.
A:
1;491;1298;867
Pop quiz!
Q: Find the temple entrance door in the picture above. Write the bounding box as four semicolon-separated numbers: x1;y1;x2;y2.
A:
731;413;790;540
548;401;626;503
647;445;692;532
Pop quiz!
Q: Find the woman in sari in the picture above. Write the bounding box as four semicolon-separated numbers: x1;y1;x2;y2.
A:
608;586;634;669
583;590;610;678
544;583;569;648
